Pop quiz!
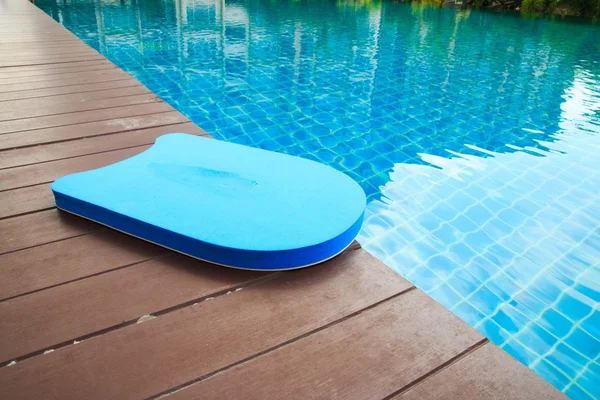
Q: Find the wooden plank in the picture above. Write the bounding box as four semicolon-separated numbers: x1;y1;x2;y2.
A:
0;35;77;41
0;28;70;34
0;184;53;219
0;19;61;25
0;86;151;114
0;249;411;399
0;35;87;43
0;39;79;45
0;23;64;28
0;46;98;58
0;145;150;191
0;46;95;55
0;25;67;31
0;47;99;59
0;22;52;27
0;254;269;363
0;93;161;122
0;35;77;40
0;122;206;169
0;111;187;150
166;290;485;400
0;64;116;84
0;79;139;102
0;3;39;12
0;29;71;35
0;54;105;67
0;67;126;88
0;41;91;49
0;32;70;37
0;230;166;301
0;20;69;29
0;60;112;76
394;343;565;400
0;20;68;27
0;209;98;255
0;20;63;26
0;102;174;135
2;50;98;63
0;69;132;93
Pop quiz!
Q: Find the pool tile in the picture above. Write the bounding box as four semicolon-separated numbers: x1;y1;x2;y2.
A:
429;283;463;309
469;285;503;315
516;323;558;356
580;310;600;339
575;362;600;399
538;309;575;339
502;339;538;366
565;329;600;360
532;359;571;391
546;343;589;381
565;384;595;400
478;319;512;347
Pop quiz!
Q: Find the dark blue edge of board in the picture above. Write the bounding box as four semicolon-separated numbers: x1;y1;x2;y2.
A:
53;191;364;271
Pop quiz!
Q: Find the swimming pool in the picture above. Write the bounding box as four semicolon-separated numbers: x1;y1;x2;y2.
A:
35;0;600;396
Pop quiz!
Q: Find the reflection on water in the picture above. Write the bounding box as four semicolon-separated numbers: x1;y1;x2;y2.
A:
360;72;600;398
34;0;600;396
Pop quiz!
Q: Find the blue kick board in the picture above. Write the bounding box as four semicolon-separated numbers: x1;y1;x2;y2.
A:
51;134;366;270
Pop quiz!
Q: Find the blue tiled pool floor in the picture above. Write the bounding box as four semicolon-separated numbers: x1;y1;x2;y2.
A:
359;126;600;397
36;0;600;396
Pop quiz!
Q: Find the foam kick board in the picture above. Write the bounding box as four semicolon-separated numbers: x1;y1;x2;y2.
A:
52;134;366;271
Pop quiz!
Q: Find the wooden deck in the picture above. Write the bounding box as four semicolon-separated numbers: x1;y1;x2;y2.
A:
0;1;565;398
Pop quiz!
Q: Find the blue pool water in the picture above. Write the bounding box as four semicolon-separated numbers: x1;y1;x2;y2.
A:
36;0;600;396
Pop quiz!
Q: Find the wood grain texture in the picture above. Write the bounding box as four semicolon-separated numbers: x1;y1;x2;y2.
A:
0;122;206;169
0;51;100;64
0;230;165;301
0;184;53;219
0;64;116;81
0;79;140;102
167;290;484;400
0;254;268;363
0;209;98;255
0;86;150;114
0;54;104;67
0;146;149;191
0;111;187;150
0;93;161;122
0;101;174;134
0;46;98;58
394;343;565;400
0;38;79;45
0;249;411;399
0;69;131;93
0;60;113;78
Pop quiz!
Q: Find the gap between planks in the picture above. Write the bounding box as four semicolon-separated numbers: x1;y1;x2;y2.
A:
0;69;134;93
151;286;417;400
0;248;169;303
0;122;205;170
1;253;407;376
381;338;490;400
0;93;163;123
0;103;176;136
0;79;143;102
0;271;284;367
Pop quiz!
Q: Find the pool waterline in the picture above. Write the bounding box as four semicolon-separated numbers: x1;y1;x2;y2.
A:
35;0;600;397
